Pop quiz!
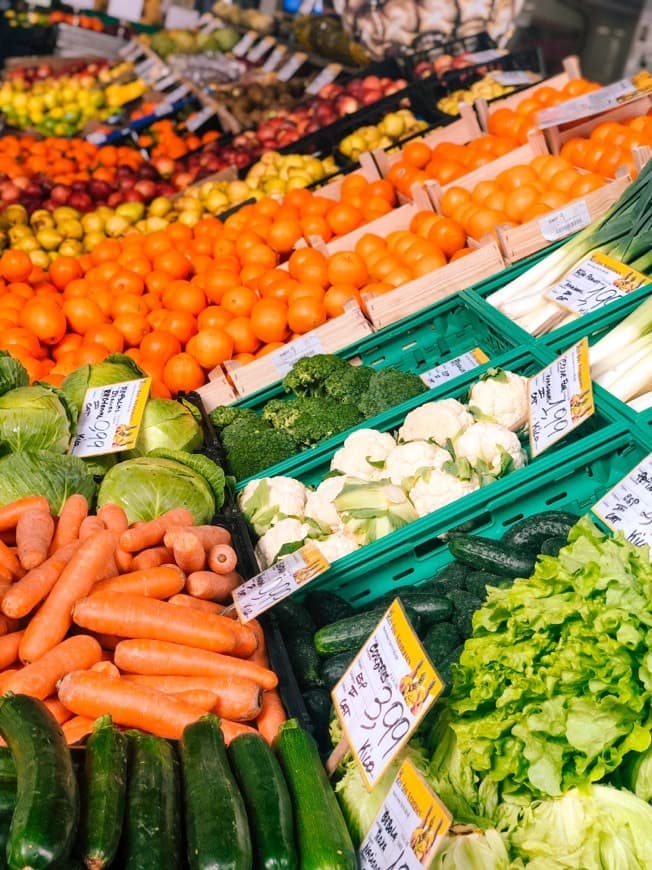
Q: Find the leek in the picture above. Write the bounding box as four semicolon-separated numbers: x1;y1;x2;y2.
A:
589;295;652;370
629;390;652;411
594;335;652;400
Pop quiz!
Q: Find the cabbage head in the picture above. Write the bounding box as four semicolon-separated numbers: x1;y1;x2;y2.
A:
0;451;96;514
61;354;144;416
0;351;28;396
127;398;203;457
0;385;72;454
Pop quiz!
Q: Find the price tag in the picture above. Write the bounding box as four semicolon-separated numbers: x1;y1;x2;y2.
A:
186;105;215;132
164;5;200;28
86;130;109;145
269;334;324;376
164;84;190;104
306;63;342;96
538;200;591;242
538;70;652;129
232;541;330;622
545;252;648;316
119;40;144;61
527;338;594;457
276;51;308;82
464;49;507;63
71;378;151;457
262;44;288;73
199;14;222;33
107;0;144;23
332;600;443;789
592;454;652;550
154;74;178;92
492;70;538;86
421;348;489;388
359;759;451;870
135;57;157;78
232;30;258;58
247;36;276;63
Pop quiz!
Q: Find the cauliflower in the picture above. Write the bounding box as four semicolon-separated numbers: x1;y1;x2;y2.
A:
454;421;527;476
408;469;480;518
238;476;309;537
254;518;313;570
304;476;348;532
468;369;529;431
314;530;359;564
398;399;473;446
384;441;452;488
330;429;396;480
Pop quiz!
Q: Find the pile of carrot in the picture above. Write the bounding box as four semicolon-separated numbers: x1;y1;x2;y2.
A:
0;494;287;745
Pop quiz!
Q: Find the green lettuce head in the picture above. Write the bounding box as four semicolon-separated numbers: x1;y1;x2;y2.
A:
0;384;72;454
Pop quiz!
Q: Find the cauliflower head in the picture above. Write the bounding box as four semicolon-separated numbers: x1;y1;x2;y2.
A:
314;530;359;564
384;441;452;488
238;475;309;537
330;428;396;480
304;476;348;532
468;369;529;431
254;518;313;569
454;421;527;476
408;469;480;518
398;399;473;446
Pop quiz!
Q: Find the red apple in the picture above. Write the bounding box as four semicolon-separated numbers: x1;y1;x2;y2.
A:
50;185;71;205
68;191;93;212
134;179;157;200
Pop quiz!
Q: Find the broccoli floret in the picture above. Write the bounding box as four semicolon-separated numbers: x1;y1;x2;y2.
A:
281;354;351;398
209;405;260;432
262;396;363;447
359;368;428;418
221;417;298;481
324;364;373;406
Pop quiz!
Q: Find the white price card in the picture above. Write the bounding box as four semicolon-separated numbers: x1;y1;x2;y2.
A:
359;759;451;870
545;252;648;316
592;454;652;550
492;70;539;86
164;5;200;28
153;73;177;91
262;44;288;73
464;49;507;63
276;52;308;82
86;130;109;145
421;348;489;388
107;0;144;23
119;40;145;61
186;105;215;132
232;31;258;58
537;70;652;129
332;600;443;789
232;542;330;622
538;199;591;242
164;84;190;104
247;36;276;63
306;63;343;96
269;334;325;377
71;378;151;457
135;57;157;78
527;339;594;457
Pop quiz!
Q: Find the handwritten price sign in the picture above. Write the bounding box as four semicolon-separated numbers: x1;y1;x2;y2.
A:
546;252;648;316
420;348;488;389
593;454;652;549
71;378;151;457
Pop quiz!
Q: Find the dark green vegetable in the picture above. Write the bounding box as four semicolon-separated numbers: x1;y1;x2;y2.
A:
229;732;297;870
0;778;17;868
0;748;16;783
358;367;428;418
314;607;421;656
274;599;323;690
123;731;181;870
451;590;483;640
501;511;578;553
281;355;350;398
221;416;298;482
373;590;453;626
274;720;356;869
438;644;464;694
323;365;372;407
301;690;333;756
180;715;252;870
209;406;260;432
448;534;536;578
0;693;78;870
304;590;355;628
261;397;363;447
429;561;469;596
540;535;568;557
320;652;357;690
422;622;462;666
463;571;511;598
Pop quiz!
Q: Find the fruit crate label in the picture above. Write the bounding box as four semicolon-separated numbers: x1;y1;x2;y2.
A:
164;84;190;104
119;40;145;61
262;44;288;73
276;52;308;82
164;5;199;28
528;338;594;457
359;759;451;870
154;74;178;92
134;57;157;78
247;36;276;63
186;105;215;132
464;48;507;63
232;542;330;622
269;333;325;376
71;378;151;457
492;70;539;86
538;70;652;129
592;453;652;549
86;130;109;145
421;347;489;388
107;0;144;23
232;31;259;58
332;600;443;790
306;63;343;96
545;252;648;316
538;199;591;242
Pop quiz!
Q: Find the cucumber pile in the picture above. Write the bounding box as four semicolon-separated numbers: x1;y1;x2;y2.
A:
0;694;354;870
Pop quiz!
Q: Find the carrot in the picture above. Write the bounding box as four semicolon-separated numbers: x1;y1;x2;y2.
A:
98;553;119;581
207;543;238;575
173;689;218;711
185;569;241;602
0;496;49;531
0;564;11;585
167;593;224;614
0;669;20;692
91;565;185;600
121;674;262;721
90;660;120;677
247;619;269;667
131;546;175;571
0;539;21;578
50;494;88;553
256;689;288;744
57;670;207;740
119;508;194;553
42;697;72;725
0;582;12;608
164;524;231;551
16;507;55;571
97;504;133;572
0;631;23;671
79;516;105;540
170;531;205;574
0;616;20;636
1;540;81;619
94;633;122;651
19;529;116;663
61;715;95;746
73;594;243;655
114;639;278;690
5;635;102;699
220;719;257;744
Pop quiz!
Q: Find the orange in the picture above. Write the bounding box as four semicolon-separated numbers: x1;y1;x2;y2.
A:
84;323;125;354
0;249;32;283
49;256;83;290
467;208;509;240
198;306;234;331
52;332;84;362
410;252;446;277
139;330;182;363
163;352;205;394
426;217;466;257
63;297;106;335
367;179;397;204
288;248;329;287
111;294;148;319
362;196;393;222
144;270;173;295
224;316;260;354
323;284;360;318
300;215;333;243
204;268;239;305
497;165;539;190
340;173;368;198
20;299;66;346
160;311;197;345
356;233;387;260
186;328;234;369
240;243;278;271
113;313;150;347
288;297;327;334
327;251;368;288
401;140;432;169
260;275;298;302
162;280;206;316
327;203;363;237
283;187;312;211
112;270;145;296
90;238;122;265
73;342;112;367
250;298;289;344
2;326;42;359
153;249;192;280
143;231;174;261
220;285;258;318
440;186;471;218
267;219;303;254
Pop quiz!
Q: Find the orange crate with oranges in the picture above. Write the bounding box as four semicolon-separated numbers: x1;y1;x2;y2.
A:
543;96;652;158
315;152;382;201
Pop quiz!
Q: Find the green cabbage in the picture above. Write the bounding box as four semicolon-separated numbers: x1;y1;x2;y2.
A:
0;385;72;454
0;351;28;396
97;456;215;524
127;398;203;457
0;451;96;514
61;353;144;416
431;829;511;869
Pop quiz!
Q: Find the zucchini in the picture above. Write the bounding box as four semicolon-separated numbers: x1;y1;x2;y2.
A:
180;714;252;870
0;779;17;870
422;622;461;666
320;652;356;690
273;599;324;690
78;715;128;870
229;733;297;870
463;571;511;598
301;690;333;756
540;536;568;557
448;534;536;578
304;591;355;628
274;720;356;869
0;693;78;870
314;607;421;656
429;561;469;596
123;731;181;870
501;511;578;553
0;749;15;784
373;591;452;626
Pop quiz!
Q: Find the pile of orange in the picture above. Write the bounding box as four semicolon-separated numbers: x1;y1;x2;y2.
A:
559;115;652;178
136;120;221;160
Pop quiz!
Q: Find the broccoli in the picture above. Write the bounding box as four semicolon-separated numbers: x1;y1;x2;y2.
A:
281;354;351;398
209;405;260;432
358;368;428;418
261;396;363;447
324;364;373;407
220;416;298;481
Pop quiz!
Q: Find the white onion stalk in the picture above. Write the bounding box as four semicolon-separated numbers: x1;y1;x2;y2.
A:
628;390;652;411
594;336;652;401
590;331;652;379
589;295;652;371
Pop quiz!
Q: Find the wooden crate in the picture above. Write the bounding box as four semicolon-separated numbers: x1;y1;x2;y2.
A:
363;241;505;329
196;370;238;411
544;95;652;154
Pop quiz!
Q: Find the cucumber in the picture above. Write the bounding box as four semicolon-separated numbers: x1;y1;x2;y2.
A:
302;690;333;756
123;731;181;870
320;652;356;690
451;591;483;640
0;749;15;784
0;779;17;870
540;536;568;557
274;720;356;870
422;622;461;666
0;693;78;870
273;599;323;690
304;591;355;628
463;571;511;598
180;714;252;870
501;511;578;553
448;534;536;578
314;607;421;656
372;591;452;626
430;561;469;595
439;644;464;694
229;733;297;870
78;715;128;870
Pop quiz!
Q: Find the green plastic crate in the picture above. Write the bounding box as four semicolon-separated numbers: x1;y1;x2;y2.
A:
297;423;649;608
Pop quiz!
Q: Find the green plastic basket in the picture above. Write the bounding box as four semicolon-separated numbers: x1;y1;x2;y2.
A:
297;423;649;608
